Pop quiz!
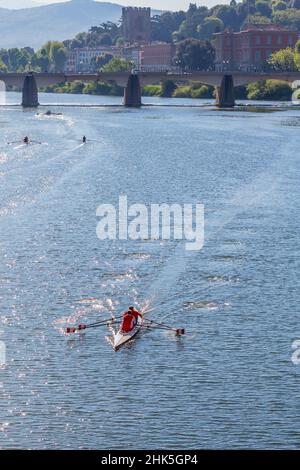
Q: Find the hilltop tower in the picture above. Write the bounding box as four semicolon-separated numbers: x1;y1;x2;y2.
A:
122;7;151;44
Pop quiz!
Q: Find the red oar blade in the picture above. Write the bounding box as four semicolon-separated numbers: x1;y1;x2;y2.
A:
66;327;77;334
65;324;87;333
176;328;185;336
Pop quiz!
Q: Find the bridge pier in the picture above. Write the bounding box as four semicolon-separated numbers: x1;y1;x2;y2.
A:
124;74;141;107
22;73;39;108
216;74;235;108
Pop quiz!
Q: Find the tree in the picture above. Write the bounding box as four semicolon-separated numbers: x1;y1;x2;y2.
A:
72;32;88;48
167;5;209;41
197;17;224;40
175;39;215;71
0;58;7;72
18;48;34;71
191;83;214;98
6;49;21;70
255;0;272;17
83;80;123;96
294;39;300;69
91;53;113;71
242;13;271;28
101;57;134;72
49;41;66;72
69;81;85;94
115;37;124;47
37;40;65;72
178;19;197;38
247;79;292;100
267;47;297;71
272;0;288;11
272;9;300;31
211;5;240;30
172;30;187;43
69;39;83;49
151;14;174;43
33;47;50;72
0;48;35;72
186;3;198;19
160;80;177;97
89;21;120;41
99;33;112;46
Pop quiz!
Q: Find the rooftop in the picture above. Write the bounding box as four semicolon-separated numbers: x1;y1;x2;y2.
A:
214;24;298;36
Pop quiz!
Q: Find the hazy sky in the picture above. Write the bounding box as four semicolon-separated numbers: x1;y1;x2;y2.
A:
0;0;227;11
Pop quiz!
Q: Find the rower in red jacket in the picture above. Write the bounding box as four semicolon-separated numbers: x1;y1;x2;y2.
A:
120;307;142;333
129;306;142;320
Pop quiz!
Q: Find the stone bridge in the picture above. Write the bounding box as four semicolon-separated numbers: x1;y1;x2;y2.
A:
1;71;300;108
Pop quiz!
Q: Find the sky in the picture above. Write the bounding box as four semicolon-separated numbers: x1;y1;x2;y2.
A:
0;0;227;12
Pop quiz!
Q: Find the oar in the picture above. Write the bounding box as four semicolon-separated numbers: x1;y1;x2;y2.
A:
142;298;170;315
142;304;163;315
8;140;28;144
143;318;185;336
66;315;122;334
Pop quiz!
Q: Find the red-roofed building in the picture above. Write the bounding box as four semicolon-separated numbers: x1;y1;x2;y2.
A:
214;24;298;72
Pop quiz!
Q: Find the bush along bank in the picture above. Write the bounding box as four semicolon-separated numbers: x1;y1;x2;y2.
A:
40;79;295;101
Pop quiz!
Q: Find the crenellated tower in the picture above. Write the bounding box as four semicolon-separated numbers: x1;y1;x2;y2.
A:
122;7;151;44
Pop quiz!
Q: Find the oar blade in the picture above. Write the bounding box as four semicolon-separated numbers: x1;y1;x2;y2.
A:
176;328;185;336
66;327;77;334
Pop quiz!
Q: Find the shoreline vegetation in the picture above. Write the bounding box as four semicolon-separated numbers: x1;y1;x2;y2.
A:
39;79;297;101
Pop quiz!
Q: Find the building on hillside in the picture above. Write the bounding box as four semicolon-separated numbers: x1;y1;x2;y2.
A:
64;46;122;72
214;24;299;72
122;7;151;44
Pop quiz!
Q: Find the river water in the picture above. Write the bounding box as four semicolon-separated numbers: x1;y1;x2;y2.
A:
0;92;300;449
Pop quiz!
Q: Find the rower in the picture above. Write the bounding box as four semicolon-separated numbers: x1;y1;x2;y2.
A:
129;306;142;321
82;136;86;144
120;307;141;333
23;136;29;144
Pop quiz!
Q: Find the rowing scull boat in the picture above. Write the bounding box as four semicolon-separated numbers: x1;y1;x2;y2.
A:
109;314;144;351
65;308;185;351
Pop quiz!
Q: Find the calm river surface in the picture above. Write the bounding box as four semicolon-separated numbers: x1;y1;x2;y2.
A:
1;92;300;449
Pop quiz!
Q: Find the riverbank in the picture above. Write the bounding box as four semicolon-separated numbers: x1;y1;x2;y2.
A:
39;79;298;101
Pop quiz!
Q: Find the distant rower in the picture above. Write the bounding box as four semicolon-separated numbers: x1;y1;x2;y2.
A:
82;136;87;143
23;136;29;144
